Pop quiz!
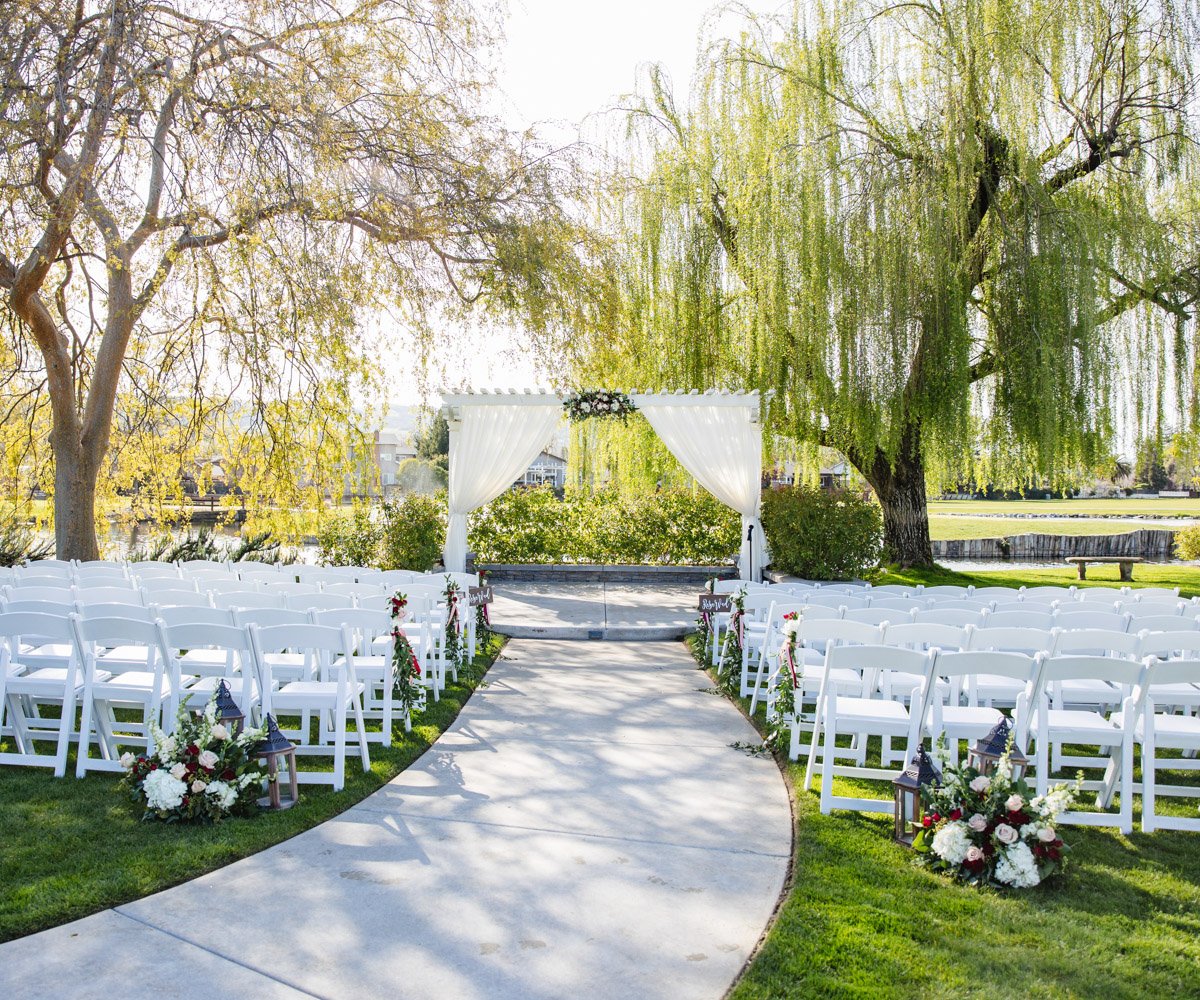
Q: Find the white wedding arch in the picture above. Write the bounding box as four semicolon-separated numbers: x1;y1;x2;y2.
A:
439;389;766;580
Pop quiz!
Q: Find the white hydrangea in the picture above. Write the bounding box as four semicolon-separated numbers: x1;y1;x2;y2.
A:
143;769;187;812
995;841;1041;888
931;821;974;865
205;780;238;812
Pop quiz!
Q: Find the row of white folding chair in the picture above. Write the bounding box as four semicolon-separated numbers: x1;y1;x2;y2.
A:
0;609;379;790
799;644;1150;832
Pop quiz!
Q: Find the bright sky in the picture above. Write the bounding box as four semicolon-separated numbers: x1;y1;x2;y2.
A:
385;0;779;413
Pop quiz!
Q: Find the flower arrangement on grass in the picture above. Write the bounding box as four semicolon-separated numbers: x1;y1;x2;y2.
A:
563;389;637;422
390;591;426;718
913;737;1079;888
120;696;266;823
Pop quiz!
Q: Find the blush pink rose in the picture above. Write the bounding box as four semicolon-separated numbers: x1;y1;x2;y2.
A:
1005;793;1024;812
1037;826;1057;843
969;775;991;793
994;823;1018;845
965;846;984;863
967;813;988;833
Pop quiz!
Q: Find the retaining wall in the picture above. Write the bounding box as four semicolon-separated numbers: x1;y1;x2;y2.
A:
472;562;737;585
931;529;1177;561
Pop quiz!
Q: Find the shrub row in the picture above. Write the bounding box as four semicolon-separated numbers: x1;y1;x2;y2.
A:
468;486;741;565
760;486;883;580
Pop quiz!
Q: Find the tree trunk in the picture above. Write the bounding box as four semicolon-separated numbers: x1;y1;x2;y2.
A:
52;436;102;562
849;425;934;568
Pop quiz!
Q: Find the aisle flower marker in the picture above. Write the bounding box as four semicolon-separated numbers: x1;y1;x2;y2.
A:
120;695;266;823
913;735;1080;888
390;591;426;728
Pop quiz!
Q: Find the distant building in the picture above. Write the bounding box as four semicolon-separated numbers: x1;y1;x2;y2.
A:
518;449;568;489
764;461;850;491
373;429;417;495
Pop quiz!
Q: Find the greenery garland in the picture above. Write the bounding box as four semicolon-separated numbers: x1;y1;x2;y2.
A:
389;592;426;719
443;576;467;670
717;588;745;696
563;389;638;422
765;613;800;750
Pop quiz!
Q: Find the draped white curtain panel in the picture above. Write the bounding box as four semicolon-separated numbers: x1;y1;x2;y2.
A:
443;402;563;573
634;400;765;580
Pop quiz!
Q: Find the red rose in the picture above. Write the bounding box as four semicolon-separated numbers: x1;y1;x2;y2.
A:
949;808;963;821
922;815;933;828
222;768;235;781
930;812;941;823
186;761;197;773
149;762;158;770
186;744;199;756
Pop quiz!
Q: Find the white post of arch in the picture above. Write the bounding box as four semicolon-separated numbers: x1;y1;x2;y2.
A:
440;388;766;580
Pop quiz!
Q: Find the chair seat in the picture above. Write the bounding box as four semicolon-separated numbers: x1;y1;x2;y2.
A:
98;645;153;664
7;666;111;693
1045;708;1123;738
800;666;862;694
828;696;910;728
939;705;1005;733
1150;682;1200;703
881;671;947;699
185;675;252;699
1136;713;1200;743
93;672;190;697
273;679;365;708
180;649;237;672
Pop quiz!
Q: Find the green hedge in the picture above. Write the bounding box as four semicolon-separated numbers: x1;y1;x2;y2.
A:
318;495;445;571
761;486;882;580
468;486;740;564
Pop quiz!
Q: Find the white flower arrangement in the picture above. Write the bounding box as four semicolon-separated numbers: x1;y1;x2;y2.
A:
913;735;1080;889
563;390;638;422
120;695;266;823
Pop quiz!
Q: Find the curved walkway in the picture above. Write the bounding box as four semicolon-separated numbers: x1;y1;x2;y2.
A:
0;640;791;1000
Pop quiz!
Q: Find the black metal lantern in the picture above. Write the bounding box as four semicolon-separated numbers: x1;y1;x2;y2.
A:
254;714;299;810
212;679;245;737
893;743;942;846
967;716;1028;781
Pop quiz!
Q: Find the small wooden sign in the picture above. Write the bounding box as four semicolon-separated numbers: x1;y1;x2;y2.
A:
468;585;494;607
698;593;732;614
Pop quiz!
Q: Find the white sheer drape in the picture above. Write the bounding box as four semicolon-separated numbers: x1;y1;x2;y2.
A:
444;403;563;572
635;400;765;580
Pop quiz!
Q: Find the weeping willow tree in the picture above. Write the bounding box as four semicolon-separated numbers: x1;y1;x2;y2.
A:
578;0;1200;565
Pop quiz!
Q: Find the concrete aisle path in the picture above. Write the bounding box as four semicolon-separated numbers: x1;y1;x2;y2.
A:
1;640;792;1000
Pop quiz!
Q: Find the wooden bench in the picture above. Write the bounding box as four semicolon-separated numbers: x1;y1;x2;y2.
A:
1065;556;1143;582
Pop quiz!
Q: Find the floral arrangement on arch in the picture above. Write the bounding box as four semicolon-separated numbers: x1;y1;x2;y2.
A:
119;696;266;823
562;389;638;422
913;737;1079;888
389;591;426;718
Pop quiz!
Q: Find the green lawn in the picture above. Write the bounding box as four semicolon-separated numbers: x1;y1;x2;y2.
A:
0;634;504;942
928;517;1174;540
878;562;1200;596
930;498;1200;517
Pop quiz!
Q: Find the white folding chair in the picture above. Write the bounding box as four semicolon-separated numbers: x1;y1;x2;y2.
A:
143;587;212;609
1076;587;1129;603
965;626;1054;706
1033;655;1148;834
747;606;847;714
802;644;933;810
73;615;186;775
970;586;1021;602
211;590;286;611
1053;609;1131;633
314;607;403;738
161;621;259;720
921;585;972;600
0;612;88;776
1138;658;1200;832
289;592;356;614
986;609;1055;629
843;607;911;628
867;596;927;613
250;622;370;790
920;649;1043;767
913;607;986;629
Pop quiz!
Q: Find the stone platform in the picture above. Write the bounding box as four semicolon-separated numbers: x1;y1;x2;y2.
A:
488;582;701;641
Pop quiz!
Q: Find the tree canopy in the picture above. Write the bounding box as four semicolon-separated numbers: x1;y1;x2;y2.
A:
573;0;1200;564
0;0;591;557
